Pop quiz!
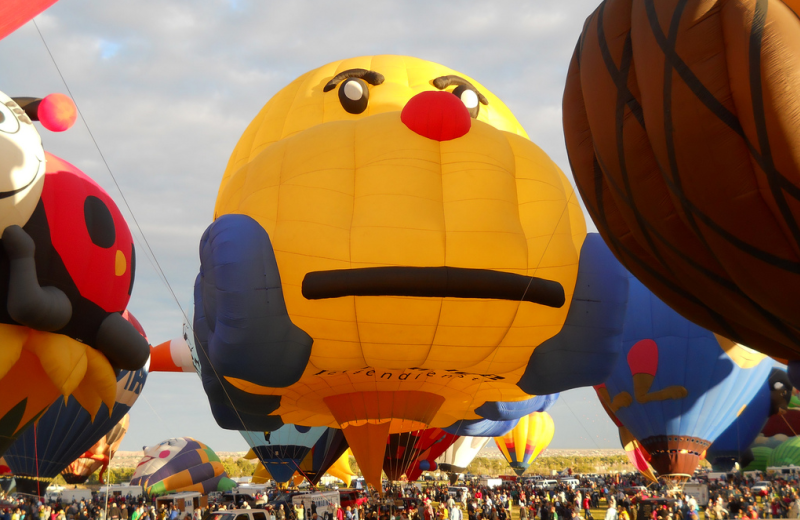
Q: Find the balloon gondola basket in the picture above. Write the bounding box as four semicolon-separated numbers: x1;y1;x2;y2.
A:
658;474;690;493
12;475;52;497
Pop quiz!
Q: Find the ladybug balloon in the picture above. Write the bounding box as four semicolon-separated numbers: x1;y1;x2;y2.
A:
1;152;148;366
0;92;147;454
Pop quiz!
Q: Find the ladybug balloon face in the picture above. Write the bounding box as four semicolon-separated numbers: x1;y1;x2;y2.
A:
40;153;134;312
0;91;45;232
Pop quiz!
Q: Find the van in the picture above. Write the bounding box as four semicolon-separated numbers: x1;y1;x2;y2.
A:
560;478;579;489
537;480;558;490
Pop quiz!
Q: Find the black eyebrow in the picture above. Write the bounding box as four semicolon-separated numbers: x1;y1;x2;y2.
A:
432;75;489;105
323;69;385;92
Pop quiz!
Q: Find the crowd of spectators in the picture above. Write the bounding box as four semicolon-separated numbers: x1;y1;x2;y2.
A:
4;471;800;520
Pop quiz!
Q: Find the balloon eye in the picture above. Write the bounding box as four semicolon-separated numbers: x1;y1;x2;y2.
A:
84;195;116;248
0;103;20;134
339;78;369;114
452;85;480;118
775;382;785;390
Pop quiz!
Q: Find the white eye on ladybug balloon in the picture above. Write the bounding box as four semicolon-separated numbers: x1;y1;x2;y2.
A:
0;102;20;134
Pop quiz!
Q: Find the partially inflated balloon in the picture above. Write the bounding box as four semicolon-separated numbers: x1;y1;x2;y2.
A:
295;428;349;486
743;446;774;472
241;425;326;484
494;412;554;477
596;273;773;481
436;436;490;481
619;426;657;483
385;428;457;482
130;437;235;496
564;0;800;360
767;437;800;467
60;414;129;484
706;375;772;471
326;449;356;488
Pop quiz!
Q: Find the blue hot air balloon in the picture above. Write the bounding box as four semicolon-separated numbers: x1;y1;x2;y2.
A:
596;273;772;481
240;424;326;484
706;368;791;471
297;428;349;486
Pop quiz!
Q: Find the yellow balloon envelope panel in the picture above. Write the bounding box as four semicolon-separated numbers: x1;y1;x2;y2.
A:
194;55;633;488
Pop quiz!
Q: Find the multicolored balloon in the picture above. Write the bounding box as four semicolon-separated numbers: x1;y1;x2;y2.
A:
435;436;490;483
295;428;349;486
596;272;773;481
619;426;657;483
241;425;326;484
494;411;554;477
384;428;457;482
130;437;235;496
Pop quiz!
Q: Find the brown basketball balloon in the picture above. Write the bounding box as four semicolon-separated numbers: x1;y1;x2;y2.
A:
564;0;800;360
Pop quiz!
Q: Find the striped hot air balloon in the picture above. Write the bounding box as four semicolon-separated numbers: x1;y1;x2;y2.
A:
130;437;235;497
494;411;554;477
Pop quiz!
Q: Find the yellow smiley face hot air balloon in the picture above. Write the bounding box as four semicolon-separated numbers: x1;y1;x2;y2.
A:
194;55;630;488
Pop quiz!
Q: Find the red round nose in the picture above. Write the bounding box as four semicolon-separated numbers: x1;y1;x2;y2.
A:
401;91;471;142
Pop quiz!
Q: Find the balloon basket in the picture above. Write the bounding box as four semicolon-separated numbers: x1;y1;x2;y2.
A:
658;474;691;493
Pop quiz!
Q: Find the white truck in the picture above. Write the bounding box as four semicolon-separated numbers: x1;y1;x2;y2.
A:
683;484;708;506
292;490;340;519
479;478;502;489
59;489;95;503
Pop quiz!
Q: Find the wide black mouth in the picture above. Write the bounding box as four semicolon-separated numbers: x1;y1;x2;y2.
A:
301;266;565;308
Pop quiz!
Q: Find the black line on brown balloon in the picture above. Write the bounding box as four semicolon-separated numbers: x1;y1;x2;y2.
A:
597;5;668;278
596;4;645;128
576;168;745;345
301;266;566;308
748;0;800;250
593;147;800;349
645;0;800;274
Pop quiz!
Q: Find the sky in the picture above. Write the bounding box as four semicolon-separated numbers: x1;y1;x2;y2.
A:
0;0;629;453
